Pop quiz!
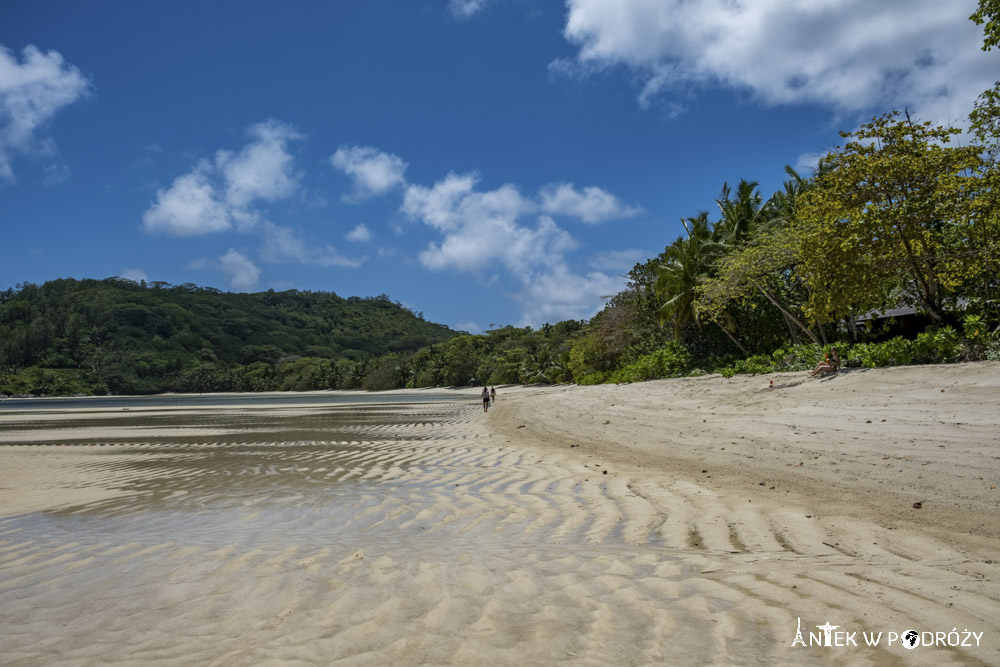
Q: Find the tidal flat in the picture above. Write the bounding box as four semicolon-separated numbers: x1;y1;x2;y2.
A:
1;376;998;665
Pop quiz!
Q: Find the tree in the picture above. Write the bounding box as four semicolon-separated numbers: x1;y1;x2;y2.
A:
698;224;821;345
698;167;829;346
656;208;755;353
656;213;721;335
715;179;764;245
796;112;984;324
971;0;1000;50
968;84;1000;321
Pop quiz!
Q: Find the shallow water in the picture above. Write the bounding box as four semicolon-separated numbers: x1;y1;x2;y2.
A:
0;390;470;411
0;400;726;665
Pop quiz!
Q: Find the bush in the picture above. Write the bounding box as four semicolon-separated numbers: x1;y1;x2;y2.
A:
847;327;960;368
575;371;610;385
770;344;826;371
606;342;690;383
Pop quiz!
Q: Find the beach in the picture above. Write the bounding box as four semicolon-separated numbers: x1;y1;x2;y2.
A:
0;364;998;665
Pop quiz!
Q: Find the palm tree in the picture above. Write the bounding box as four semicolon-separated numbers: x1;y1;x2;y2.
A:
715;179;764;246
655;212;724;337
394;357;412;388
657;211;750;354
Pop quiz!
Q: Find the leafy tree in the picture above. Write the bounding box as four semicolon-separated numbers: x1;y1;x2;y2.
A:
968;83;1000;320
971;0;1000;50
698;224;821;345
796;112;984;324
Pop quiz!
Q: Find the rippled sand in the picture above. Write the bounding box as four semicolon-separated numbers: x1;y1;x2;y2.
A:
0;375;997;665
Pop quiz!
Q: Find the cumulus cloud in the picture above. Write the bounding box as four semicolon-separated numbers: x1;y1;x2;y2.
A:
557;0;995;123
401;171;481;231
143;120;302;236
402;172;635;325
539;182;643;223
218;120;302;209
143;121;366;275
219;249;261;291
330;145;408;202
0;44;90;183
142;164;231;236
346;223;372;243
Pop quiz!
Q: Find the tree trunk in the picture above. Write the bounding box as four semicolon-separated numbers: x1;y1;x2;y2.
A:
718;323;748;355
758;285;821;344
783;312;800;344
844;314;859;342
816;319;829;346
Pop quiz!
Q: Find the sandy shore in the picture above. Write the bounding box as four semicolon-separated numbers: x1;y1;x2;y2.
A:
0;365;997;665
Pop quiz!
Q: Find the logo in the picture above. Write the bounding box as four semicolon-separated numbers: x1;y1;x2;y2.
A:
790;618;983;650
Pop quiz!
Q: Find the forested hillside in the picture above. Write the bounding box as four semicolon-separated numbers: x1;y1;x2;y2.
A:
0;278;454;395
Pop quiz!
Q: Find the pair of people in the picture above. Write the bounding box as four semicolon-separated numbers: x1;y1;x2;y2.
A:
481;386;496;411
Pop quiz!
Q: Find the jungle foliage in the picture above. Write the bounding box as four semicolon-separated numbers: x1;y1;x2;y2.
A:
0;278;455;395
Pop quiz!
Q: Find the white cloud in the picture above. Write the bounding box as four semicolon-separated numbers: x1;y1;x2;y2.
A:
330;145;407;202
143;122;366;274
401;171;481;231
404;174;551;272
259;222;366;268
454;320;483;333
402;172;635;325
120;268;148;284
219;249;260;291
449;0;489;20
558;0;995;123
514;265;625;326
539;182;643;223
218;120;302;209
0;44;90;183
346;223;372;243
143;164;231;236
142;120;302;236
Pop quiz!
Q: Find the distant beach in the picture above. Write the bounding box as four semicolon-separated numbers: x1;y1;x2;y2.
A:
1;365;998;664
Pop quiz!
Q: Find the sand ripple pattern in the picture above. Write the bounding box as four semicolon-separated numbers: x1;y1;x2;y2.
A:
0;400;996;665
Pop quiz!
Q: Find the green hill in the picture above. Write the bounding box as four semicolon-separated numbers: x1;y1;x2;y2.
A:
0;278;456;395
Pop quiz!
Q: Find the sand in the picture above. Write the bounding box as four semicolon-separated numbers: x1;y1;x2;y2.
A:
0;363;997;665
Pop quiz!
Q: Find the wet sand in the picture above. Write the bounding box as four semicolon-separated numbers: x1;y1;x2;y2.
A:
0;365;998;665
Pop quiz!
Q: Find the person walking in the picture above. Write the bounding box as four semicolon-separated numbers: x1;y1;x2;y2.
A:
490;386;496;405
481;386;490;412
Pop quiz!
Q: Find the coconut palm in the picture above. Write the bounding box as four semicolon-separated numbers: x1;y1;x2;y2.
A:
715;179;764;246
655;212;725;337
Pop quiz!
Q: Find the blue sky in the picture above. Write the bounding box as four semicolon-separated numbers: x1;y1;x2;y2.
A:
2;0;994;331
